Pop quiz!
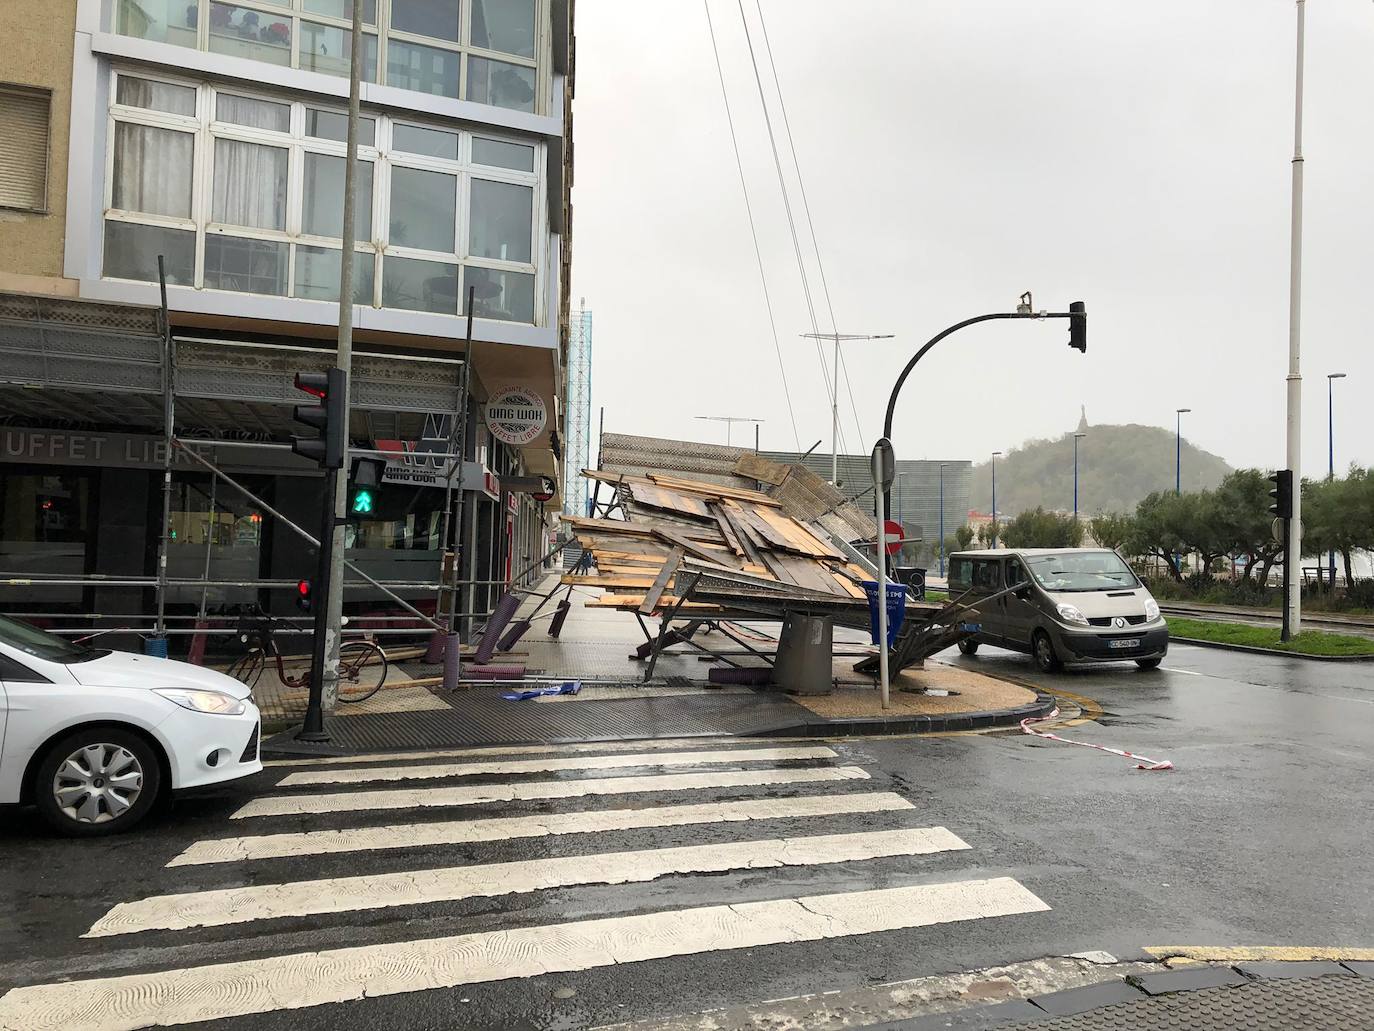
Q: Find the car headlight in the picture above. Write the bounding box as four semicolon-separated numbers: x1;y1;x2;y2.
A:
155;688;247;716
1144;597;1160;621
1056;603;1089;626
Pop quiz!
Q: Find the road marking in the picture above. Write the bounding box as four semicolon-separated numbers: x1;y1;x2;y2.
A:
1162;667;1204;676
232;765;872;819
92;827;970;936
170;791;914;866
275;745;840;787
265;737;796;768
5;879;1049;1029
1145;945;1374;963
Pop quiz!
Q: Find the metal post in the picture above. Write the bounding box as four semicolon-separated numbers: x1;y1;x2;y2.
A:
1073;432;1086;521
1286;0;1306;634
196;475;217;622
298;464;339;742
990;451;1002;548
448;286;476;637
320;0;365;712
152;256;175;653
874;466;889;710
938;465;945;577
1327;372;1344;587
831;335;840;484
1175;408;1190;494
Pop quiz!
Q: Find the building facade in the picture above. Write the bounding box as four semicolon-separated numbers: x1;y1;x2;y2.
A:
0;0;574;650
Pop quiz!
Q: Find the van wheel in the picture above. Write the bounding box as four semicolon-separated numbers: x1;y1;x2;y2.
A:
957;638;979;656
1136;657;1162;670
33;728;162;837
1032;631;1062;673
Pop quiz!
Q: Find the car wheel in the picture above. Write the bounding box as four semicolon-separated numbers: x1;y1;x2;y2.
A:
957;638;979;655
34;728;163;837
1032;630;1062;673
1136;657;1163;670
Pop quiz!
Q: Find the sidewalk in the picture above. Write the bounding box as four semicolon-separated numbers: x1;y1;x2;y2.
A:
261;574;1053;755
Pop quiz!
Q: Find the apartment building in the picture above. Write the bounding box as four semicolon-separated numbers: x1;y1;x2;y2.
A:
0;0;574;644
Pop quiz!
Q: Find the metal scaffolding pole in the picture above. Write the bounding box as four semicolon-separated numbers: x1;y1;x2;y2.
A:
449;286;476;637
152;256;177;652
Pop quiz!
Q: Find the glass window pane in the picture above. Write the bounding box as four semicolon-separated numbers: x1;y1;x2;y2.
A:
208;3;293;65
465;265;534;323
466;56;536;113
386;40;461;98
470;0;535;59
392;124;459;160
204;235;288;295
114;0;198;47
390;0;460;42
469;179;531;262
303;0;377;25
303;153;374;239
471;136;534;172
300;23;379;82
383;256;458;314
389;167;456;253
112;124;194;219
103;222;195;285
305;109;377;146
212;138;288;230
295;246;375;305
215;93;291;132
115;75;197;116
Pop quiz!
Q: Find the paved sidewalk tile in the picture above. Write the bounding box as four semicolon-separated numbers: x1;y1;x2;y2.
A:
1236;960;1352;980
1028;979;1142;1015
1340;960;1374;978
1132;965;1248;996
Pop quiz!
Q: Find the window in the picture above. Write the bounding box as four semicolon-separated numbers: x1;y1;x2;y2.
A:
972;560;1001;591
103;71;543;322
115;0;543;112
0;653;48;683
0;86;52;212
948;557;971;592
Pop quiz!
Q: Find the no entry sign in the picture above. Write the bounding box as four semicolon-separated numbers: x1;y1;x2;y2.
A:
882;519;903;556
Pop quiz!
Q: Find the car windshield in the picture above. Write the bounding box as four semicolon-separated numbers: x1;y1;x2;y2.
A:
0;615;109;664
1024;552;1139;593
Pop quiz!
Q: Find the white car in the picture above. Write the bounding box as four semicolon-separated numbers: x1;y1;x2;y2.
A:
0;615;262;836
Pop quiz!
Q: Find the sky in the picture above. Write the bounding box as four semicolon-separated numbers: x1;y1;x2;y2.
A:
569;0;1374;476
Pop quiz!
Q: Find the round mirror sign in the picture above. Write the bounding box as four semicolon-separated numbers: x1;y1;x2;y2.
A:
485;387;547;446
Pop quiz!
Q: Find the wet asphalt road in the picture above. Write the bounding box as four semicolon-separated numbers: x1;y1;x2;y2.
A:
0;642;1370;1029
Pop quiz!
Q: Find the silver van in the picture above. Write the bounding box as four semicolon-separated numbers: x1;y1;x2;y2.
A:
946;548;1168;672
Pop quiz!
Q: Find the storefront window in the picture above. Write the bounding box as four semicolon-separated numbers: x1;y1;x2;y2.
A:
166;477;266;607
0;472;92;608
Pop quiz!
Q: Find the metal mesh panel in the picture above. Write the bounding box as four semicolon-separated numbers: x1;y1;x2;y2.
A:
0;292;161;335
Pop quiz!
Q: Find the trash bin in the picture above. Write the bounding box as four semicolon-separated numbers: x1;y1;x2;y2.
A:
894;566;927;601
772;612;833;696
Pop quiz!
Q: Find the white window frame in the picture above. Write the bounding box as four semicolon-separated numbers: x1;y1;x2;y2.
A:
101;66;545;323
114;0;548;115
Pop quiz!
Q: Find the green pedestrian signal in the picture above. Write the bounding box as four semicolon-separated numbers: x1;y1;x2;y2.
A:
347;457;386;521
350;488;375;516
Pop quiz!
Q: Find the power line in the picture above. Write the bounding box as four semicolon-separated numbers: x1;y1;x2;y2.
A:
752;0;869;451
702;0;801;452
732;0;849;457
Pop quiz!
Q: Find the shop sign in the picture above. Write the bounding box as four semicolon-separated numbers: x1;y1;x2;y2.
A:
484;387;547;446
0;427;298;471
502;474;557;501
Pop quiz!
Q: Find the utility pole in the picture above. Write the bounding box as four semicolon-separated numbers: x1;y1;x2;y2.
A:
1073;432;1086;521
801;332;893;484
1174;409;1190;494
321;0;365;711
1327;372;1346;587
938;464;947;577
990;451;1003;548
1285;0;1306;634
694;415;763;448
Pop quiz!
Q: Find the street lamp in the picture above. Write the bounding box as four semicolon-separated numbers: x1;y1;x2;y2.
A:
990;451;1003;548
800;332;894;484
1175;408;1191;494
1073;432;1087;521
938;463;948;576
1328;373;1346;586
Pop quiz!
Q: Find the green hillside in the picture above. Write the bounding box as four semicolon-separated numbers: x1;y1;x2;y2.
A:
968;420;1232;518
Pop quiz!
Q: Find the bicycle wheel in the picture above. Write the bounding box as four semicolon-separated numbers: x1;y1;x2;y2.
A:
226;650;265;690
337;641;388;703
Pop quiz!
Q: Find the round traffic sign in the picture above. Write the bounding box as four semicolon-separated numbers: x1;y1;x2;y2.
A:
883;519;903;556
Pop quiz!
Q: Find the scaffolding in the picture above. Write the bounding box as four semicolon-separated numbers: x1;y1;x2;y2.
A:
563;300;594;517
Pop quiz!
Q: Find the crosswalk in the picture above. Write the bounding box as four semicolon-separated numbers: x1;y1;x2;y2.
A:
0;736;1051;1031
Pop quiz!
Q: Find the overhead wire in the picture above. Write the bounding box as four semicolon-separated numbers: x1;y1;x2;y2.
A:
752;0;870;452
702;0;802;452
732;0;850;459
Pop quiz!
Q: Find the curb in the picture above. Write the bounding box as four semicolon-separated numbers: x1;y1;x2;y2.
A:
1171;635;1374;663
753;690;1056;739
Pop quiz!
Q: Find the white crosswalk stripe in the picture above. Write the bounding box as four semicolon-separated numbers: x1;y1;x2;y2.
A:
0;740;1052;1029
275;744;840;787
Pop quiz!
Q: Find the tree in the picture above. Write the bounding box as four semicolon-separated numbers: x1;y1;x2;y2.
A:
1089;512;1135;554
1212;469;1283;582
1307;468;1374;587
1172;490;1231;577
954;524;975;551
1128;491;1186;580
1001;507;1084;549
976;520;1001;548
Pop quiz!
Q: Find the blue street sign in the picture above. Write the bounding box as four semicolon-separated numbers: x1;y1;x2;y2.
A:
862;580;907;647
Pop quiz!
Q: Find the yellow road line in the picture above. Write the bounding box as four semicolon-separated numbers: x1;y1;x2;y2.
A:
1146;945;1374;963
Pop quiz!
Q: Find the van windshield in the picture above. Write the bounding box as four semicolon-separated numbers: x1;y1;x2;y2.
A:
1024;552;1138;593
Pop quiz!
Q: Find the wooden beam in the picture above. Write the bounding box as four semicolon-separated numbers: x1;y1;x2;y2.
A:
638;547;684;615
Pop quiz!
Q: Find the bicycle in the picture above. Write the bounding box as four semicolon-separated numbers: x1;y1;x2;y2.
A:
228;608;388;704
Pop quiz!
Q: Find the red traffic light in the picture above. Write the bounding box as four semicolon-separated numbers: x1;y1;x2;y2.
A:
295;579;313;613
294;371;330;399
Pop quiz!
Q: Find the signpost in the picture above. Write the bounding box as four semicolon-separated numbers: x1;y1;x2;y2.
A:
872;438;896;710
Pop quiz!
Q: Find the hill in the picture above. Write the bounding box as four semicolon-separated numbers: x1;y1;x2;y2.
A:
967;419;1232;518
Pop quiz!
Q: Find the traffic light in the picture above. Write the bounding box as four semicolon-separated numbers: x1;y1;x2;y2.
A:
295;579;313;613
290;369;347;470
348;457;386;518
1067;301;1087;353
1268;469;1293;520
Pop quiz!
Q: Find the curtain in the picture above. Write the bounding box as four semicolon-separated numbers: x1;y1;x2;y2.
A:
112;123;193;218
212;138;287;230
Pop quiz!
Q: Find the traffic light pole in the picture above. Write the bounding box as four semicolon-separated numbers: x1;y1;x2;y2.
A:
300;463;339;741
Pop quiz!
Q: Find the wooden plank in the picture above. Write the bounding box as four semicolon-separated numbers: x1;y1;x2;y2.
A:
719;500;769;561
585;594;721;612
626;480;714;520
561;574;659;589
651;528;729;566
732;452;790;486
708;503;745;556
775;553;848;596
831;571;868;600
563;516;657;537
730;501;795;552
646;474;782;507
638;547;684;615
752;504;845;560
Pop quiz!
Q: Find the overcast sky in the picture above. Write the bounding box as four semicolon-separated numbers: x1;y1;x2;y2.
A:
569;1;1374;476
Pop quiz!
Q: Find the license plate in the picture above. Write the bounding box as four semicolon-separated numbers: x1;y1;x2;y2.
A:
1108;638;1140;649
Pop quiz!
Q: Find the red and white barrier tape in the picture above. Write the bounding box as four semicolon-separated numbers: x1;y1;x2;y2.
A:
1021;707;1174;771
